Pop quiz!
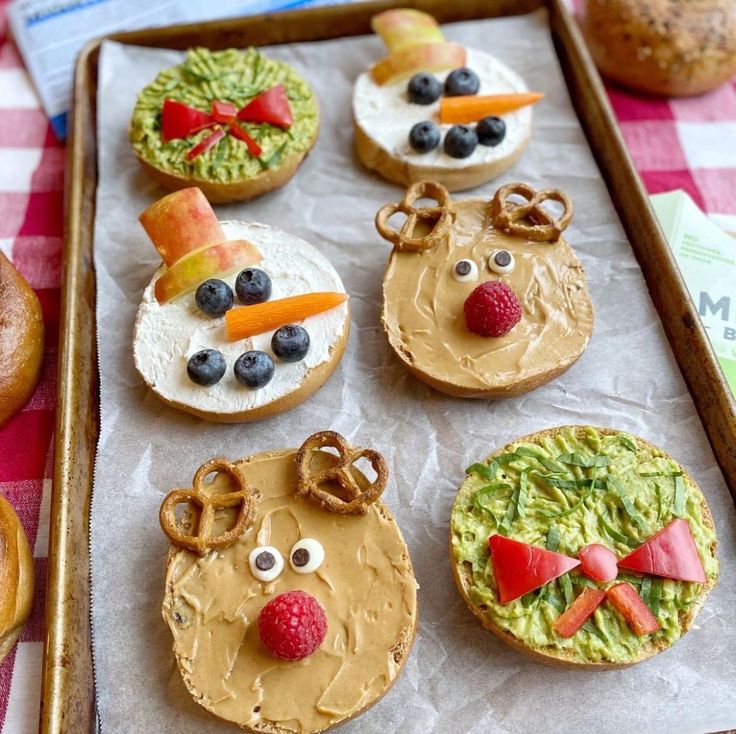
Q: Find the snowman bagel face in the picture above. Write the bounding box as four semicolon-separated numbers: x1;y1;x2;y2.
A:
376;181;595;398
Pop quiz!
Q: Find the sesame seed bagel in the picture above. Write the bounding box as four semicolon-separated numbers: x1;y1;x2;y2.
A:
579;0;736;97
450;426;718;669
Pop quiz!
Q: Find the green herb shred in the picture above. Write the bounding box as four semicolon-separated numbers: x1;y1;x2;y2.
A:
618;434;638;452
609;476;648;532
673;475;686;517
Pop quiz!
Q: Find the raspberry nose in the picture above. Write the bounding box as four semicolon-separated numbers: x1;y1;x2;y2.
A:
463;281;522;337
258;590;327;661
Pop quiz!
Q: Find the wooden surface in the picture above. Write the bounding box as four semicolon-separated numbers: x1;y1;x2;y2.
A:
48;1;736;732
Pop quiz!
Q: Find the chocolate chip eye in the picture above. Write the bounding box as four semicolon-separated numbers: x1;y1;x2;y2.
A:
289;538;325;574
248;545;284;582
452;259;478;283
488;250;515;275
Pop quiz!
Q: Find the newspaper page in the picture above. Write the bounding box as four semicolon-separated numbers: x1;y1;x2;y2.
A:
7;0;335;138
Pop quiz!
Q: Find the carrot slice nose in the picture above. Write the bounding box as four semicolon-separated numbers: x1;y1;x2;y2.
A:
439;92;544;124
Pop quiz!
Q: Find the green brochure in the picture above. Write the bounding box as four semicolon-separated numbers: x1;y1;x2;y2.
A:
651;190;736;397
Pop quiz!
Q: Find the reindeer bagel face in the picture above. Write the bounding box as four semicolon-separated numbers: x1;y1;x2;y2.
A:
377;182;594;398
160;433;418;734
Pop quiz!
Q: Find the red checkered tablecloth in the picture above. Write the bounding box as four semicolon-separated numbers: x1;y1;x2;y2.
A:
0;1;734;731
0;1;63;732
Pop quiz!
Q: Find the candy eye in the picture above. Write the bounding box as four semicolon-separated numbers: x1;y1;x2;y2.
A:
488;250;515;275
289;538;325;574
248;545;284;582
452;259;478;283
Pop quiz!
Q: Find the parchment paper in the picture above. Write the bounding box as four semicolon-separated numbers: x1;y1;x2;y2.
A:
90;10;736;733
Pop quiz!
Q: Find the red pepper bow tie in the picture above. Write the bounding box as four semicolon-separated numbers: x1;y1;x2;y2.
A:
161;84;294;160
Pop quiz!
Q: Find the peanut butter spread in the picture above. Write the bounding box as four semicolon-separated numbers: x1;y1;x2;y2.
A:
381;199;594;395
163;449;418;733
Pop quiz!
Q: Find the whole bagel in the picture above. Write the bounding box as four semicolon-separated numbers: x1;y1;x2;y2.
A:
579;0;736;96
0;252;44;426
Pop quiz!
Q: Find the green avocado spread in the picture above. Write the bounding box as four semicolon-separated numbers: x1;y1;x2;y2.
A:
450;427;718;664
130;47;318;183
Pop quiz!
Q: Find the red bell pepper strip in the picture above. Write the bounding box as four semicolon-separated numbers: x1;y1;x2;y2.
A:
162;99;214;142
237;84;293;129
606;583;661;636
618;518;706;583
187;127;226;161
488;535;581;604
211;100;238;124
228;123;262;157
554;587;606;638
579;543;618;583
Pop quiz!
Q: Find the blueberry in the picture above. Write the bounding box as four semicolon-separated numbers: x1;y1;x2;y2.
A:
444;125;478;158
234;350;274;389
272;324;310;363
407;73;442;105
187;349;226;386
195;279;233;317
477;116;506;147
444;67;480;97
235;268;272;305
409;121;441;153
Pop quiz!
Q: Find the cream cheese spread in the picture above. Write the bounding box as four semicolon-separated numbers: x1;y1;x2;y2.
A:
134;221;349;416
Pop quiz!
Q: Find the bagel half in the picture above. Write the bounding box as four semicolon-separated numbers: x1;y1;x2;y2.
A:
353;47;533;192
0;252;44;427
133;221;350;423
450;426;718;669
379;191;593;399
162;445;418;732
0;496;34;663
130;47;319;203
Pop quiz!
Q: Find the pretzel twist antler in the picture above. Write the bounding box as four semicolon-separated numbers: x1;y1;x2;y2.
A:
490;183;573;243
375;181;455;252
295;431;388;514
159;458;257;554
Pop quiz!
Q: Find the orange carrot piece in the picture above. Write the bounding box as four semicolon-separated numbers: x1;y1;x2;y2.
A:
225;292;348;340
439;92;544;124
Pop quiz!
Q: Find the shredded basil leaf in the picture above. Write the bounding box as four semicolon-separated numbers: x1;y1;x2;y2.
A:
617;573;644;587
465;463;494;480
212;137;228;168
618;434;638;452
545;590;565;612
498;488;519;535
557;452;610;468
600;514;639;548
583;619;608;643
546;526;560;552
655;481;664;523
609;476;648;532
639;470;683;478
473;483;512;510
559;573;574;606
521;591;537;607
672;475;686;517
540;457;567;473
649;579;662;617
259;140;288;170
572;576;598;589
512;446;541;459
546;477;608;490
517;469;530;519
553;489;595;519
640;576;652;605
